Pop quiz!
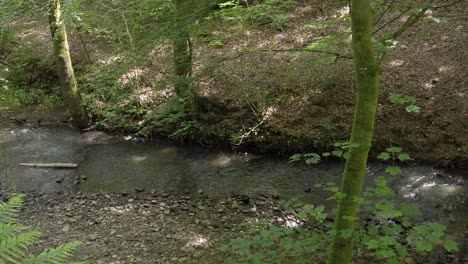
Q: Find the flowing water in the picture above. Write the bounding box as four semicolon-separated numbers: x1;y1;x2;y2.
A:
0;123;466;234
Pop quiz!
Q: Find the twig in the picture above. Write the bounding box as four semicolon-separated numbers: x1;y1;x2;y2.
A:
431;0;463;10
72;17;93;64
0;60;27;69
372;8;410;36
373;0;397;27
214;48;351;65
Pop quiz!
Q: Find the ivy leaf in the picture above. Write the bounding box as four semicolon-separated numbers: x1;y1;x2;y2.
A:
386;147;402;153
385;166;402;176
378;152;391;160
397;153;412;162
322;152;331;157
443;240;458;253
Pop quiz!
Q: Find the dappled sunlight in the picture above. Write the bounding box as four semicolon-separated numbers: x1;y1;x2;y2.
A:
335;6;350;18
390;59;404;67
398;171;465;200
211;154;233;167
281;215;301;228
99;55;122;66
118;68;148;86
262;106;277;120
438;65;452;72
184;234;210;249
160;147;177;154
130;155;148;163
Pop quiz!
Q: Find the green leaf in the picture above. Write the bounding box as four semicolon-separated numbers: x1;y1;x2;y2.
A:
297;212;308;219
289;154;302;162
388;94;403;104
385;166;402;176
403;95;416;103
405;104;420;113
400;203;422;217
305;156;320;165
377;152;391;160
386;147;402;153
365;239;379;249
332;150;343;158
414;240;433;252
443;240;458;253
343;152;351;160
322;152;331;157
397;153;412;162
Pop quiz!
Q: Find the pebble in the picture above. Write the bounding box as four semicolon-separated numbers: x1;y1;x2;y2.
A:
193;251;203;258
62;224;70;232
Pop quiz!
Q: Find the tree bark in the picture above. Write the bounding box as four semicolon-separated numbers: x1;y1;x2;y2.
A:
326;0;380;263
173;0;193;98
49;0;88;128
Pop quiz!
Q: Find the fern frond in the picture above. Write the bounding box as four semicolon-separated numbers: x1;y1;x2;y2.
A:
0;230;41;263
0;224;28;240
22;241;83;264
0;195;25;225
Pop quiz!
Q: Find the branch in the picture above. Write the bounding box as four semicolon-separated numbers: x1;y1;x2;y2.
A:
373;0;397;27
213;48;352;65
0;60;27;70
431;0;463;9
389;0;434;40
372;8;410;36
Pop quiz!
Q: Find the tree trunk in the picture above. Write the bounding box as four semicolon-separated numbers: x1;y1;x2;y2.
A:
49;0;88;128
326;0;380;263
173;0;193;98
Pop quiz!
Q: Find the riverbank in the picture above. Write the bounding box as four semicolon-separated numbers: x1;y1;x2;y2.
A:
16;190;466;264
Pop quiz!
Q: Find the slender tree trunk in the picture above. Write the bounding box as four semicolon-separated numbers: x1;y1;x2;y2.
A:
49;0;88;128
327;0;380;263
173;0;193;98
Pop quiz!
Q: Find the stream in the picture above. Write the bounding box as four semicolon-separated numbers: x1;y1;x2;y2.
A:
0;123;466;234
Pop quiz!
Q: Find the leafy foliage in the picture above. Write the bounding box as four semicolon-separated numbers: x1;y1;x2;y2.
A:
225;145;459;263
388;93;420;113
0;195;84;264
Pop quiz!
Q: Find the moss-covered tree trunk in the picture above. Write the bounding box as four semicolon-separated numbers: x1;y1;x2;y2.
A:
326;0;380;263
49;0;88;128
173;0;193;98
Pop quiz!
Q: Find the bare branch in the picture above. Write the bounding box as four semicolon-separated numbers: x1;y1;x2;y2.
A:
373;0;397;27
372;8;410;36
0;60;27;70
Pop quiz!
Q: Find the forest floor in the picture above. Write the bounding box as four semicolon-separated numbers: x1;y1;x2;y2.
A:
17;190;466;264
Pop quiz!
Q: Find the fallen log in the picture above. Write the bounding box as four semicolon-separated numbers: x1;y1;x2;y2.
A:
19;163;78;169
